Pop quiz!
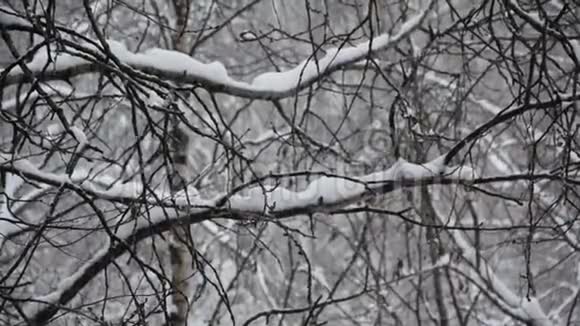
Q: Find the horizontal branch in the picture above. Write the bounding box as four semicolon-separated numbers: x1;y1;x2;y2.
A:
444;93;580;165
21;153;464;325
0;1;434;100
10;151;579;324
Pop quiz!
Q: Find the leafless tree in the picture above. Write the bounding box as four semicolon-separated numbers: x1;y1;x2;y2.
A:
1;0;579;325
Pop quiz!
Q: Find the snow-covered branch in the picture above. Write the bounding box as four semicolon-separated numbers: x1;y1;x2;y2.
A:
0;1;435;100
21;153;468;324
0;83;75;112
0;150;475;212
224;155;467;214
0;157;145;203
443;92;580;165
426;64;576;325
11;129;572;324
439;204;554;326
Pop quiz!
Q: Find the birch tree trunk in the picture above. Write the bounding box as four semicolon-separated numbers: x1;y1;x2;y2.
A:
166;1;194;325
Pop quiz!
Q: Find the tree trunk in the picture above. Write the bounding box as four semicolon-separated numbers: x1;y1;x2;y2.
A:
166;1;194;325
420;186;449;326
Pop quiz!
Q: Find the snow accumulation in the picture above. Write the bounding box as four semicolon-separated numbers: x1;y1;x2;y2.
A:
11;158;70;185
70;125;88;149
25;206;179;318
2;151;473;219
16;150;473;320
1;84;74;112
146;90;166;107
443;204;552;326
24;243;111;318
26;47;89;73
24;201;199;319
227;154;471;213
227;176;366;212
116;42;233;86
1;158;148;201
1;2;433;98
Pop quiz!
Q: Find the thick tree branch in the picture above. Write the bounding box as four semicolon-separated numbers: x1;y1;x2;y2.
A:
0;1;435;100
22;153;455;325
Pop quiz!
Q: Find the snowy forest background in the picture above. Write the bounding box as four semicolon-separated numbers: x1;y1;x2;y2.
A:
1;0;580;325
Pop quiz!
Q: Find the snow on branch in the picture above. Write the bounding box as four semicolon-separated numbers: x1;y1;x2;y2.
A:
504;0;568;42
0;150;474;215
0;83;75;112
442;209;553;326
0;156;144;202
225;155;471;214
0;147;476;249
443;92;580;166
22;153;473;324
504;0;580;65
0;0;435;100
